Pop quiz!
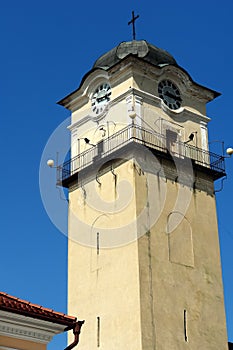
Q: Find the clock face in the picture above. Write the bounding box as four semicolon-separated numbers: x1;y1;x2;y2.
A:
158;80;182;110
91;83;111;115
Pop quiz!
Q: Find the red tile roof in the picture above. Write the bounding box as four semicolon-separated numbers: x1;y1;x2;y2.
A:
0;292;76;328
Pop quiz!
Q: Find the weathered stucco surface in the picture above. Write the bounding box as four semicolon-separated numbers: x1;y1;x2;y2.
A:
68;157;228;349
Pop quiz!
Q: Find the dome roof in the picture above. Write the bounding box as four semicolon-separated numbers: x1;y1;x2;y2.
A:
93;40;177;69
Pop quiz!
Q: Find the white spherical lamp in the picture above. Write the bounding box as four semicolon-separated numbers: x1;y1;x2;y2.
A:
226;148;233;156
47;159;55;167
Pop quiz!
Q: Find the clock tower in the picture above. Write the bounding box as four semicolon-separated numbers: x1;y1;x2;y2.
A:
57;40;228;349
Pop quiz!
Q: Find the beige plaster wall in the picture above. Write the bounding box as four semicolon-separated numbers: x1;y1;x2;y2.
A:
0;335;46;350
142;100;206;149
133;69;207;116
68;161;142;349
71;76;133;124
68;156;228;349
135;167;228;349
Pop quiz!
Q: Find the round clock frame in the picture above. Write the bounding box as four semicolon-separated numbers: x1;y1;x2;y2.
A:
158;79;182;110
91;83;111;115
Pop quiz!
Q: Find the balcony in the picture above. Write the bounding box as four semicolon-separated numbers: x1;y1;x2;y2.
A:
57;124;226;187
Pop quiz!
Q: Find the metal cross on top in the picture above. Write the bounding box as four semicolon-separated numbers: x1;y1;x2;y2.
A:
128;11;139;41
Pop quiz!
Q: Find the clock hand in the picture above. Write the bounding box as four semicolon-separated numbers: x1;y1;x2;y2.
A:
164;91;176;99
97;96;105;103
97;92;111;103
164;91;182;101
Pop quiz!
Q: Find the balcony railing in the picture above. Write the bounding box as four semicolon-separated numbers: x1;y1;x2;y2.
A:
57;124;225;186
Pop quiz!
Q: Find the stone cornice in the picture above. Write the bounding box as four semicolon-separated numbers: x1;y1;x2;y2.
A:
58;53;219;115
58;69;110;111
108;56;219;102
68;87;210;131
0;310;66;344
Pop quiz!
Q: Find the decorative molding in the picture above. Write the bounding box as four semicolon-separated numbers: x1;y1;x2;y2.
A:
68;111;108;130
0;322;51;344
68;85;210;131
200;120;208;127
59;69;110;111
0;311;65;344
68;88;153;131
109;55;161;83
157;65;218;102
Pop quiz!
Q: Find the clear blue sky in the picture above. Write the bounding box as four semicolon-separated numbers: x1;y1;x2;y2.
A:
1;1;233;348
